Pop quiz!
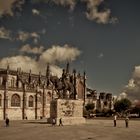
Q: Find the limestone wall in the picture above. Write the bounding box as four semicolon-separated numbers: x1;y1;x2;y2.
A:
26;109;35;120
7;108;22;120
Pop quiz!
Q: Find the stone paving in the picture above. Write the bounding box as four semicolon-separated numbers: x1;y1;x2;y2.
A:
0;119;140;140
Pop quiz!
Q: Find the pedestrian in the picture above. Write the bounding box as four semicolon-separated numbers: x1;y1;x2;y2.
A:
59;118;63;126
113;114;117;127
125;116;129;128
52;118;56;126
5;117;9;127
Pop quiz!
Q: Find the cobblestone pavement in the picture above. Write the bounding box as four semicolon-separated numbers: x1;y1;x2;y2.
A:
0;119;140;140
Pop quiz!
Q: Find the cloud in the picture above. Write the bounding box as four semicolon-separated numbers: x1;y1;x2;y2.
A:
31;0;117;24
0;27;12;40
0;44;81;77
121;66;140;101
0;0;24;17
31;0;76;10
17;31;40;43
20;44;44;54
0;0;117;24
82;0;117;24
0;27;42;44
39;44;81;64
98;53;104;58
118;92;127;100
52;0;77;11
0;55;39;73
32;9;40;15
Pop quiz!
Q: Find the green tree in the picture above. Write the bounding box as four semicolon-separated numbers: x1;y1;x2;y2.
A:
114;98;132;113
85;103;95;117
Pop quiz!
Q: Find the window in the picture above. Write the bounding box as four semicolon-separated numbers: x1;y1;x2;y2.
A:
11;77;15;88
29;95;34;107
0;94;2;106
47;92;51;102
11;94;20;107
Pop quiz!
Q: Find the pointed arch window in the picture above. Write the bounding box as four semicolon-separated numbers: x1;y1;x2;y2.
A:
29;95;34;107
0;94;2;106
11;94;20;107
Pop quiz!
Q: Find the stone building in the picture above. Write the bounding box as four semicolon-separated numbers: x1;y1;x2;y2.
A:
0;63;86;120
86;89;114;112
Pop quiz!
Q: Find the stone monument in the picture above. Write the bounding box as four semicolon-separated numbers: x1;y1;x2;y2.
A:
50;99;86;125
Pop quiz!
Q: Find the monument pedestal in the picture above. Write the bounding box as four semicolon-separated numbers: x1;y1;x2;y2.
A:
50;99;86;125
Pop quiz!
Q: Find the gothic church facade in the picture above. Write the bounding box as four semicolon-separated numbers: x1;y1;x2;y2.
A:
0;63;86;120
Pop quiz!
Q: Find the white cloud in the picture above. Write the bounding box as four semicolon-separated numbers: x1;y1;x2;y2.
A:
31;0;117;24
82;0;117;24
0;28;42;44
0;27;11;40
20;44;44;54
52;0;77;11
39;44;81;64
121;66;140;101
0;44;81;77
118;92;127;100
0;55;39;73
83;0;110;24
0;0;117;24
17;31;40;42
32;9;40;15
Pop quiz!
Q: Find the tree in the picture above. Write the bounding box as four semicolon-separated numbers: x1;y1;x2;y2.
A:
85;103;95;118
114;98;132;114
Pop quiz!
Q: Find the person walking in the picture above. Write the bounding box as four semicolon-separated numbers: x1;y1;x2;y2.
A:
113;114;117;127
5;117;9;127
125;116;129;128
59;118;63;126
52;118;56;126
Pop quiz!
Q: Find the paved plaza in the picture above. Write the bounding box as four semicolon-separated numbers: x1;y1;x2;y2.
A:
0;119;140;140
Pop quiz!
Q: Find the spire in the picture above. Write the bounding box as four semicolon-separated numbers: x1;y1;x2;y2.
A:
46;63;50;78
16;68;19;88
73;69;77;99
66;62;70;74
38;72;41;85
46;63;50;86
83;71;86;105
6;64;10;74
62;69;66;81
28;69;31;83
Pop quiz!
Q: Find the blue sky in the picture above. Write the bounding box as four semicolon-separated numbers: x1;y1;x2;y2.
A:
0;0;140;99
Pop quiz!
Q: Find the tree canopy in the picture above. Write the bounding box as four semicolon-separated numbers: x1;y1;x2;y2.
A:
114;98;132;113
85;103;95;111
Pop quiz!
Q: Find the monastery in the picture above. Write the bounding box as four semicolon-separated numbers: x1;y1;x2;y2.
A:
0;63;86;120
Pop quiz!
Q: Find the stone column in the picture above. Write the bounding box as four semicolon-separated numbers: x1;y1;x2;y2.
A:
22;83;26;120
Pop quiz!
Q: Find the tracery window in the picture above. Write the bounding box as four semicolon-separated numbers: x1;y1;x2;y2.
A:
29;95;34;107
11;94;20;107
11;77;15;87
47;92;51;102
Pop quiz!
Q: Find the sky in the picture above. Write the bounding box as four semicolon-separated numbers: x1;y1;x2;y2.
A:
0;0;140;100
